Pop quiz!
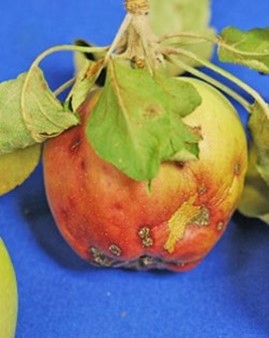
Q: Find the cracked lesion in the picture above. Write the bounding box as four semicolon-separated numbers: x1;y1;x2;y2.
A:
120;255;165;270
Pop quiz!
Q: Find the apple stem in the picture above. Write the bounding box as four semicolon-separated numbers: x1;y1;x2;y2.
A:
30;45;108;70
160;31;268;59
159;32;219;45
104;0;162;72
104;14;132;64
21;44;108;101
53;78;76;97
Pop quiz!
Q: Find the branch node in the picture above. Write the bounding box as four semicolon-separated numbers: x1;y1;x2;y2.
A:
125;0;149;15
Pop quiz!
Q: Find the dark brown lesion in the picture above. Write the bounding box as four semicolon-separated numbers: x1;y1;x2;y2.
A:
69;135;81;153
123;255;164;270
233;162;241;176
175;161;185;169
143;104;163;120
80;159;86;171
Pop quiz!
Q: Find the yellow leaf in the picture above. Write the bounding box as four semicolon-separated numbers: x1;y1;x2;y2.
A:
0;144;41;195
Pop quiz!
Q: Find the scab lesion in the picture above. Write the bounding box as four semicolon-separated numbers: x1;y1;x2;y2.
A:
138;226;154;247
90;246;114;267
109;244;122;257
191;206;210;227
89;244;123;267
217;222;224;231
198;184;207;195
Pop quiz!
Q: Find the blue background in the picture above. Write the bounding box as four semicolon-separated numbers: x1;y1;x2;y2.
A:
1;1;269;337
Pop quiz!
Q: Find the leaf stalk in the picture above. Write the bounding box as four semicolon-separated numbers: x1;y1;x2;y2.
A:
165;47;269;118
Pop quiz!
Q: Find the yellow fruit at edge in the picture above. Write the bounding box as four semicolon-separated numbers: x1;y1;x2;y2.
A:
0;239;18;338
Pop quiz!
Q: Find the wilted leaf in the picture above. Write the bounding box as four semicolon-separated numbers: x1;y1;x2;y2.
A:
73;40;92;75
87;58;201;181
0;66;79;155
70;59;104;111
238;144;269;224
73;39;106;75
238;102;269;224
248;102;269;184
73;39;107;91
219;27;269;74
0;144;41;195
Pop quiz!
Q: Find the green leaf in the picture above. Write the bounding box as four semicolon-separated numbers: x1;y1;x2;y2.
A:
0;66;79;155
150;0;215;75
238;144;269;224
0;144;41;195
86;58;201;181
154;75;202;117
219;27;269;74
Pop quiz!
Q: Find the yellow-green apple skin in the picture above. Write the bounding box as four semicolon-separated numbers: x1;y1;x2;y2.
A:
43;78;248;271
0;239;18;338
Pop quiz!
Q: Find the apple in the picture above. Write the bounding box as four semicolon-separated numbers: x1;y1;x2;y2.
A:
43;77;247;271
0;239;18;338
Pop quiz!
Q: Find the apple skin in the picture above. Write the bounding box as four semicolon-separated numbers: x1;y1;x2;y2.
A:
43;78;247;271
